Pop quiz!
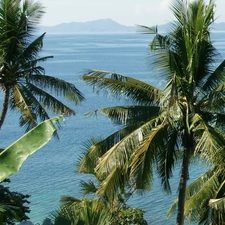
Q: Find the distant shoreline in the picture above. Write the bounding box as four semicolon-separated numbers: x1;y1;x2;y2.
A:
38;18;225;34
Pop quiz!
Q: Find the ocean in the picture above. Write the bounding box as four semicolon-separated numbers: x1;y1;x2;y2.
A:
1;31;225;225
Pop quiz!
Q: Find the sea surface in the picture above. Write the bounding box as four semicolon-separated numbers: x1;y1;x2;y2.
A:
1;31;225;225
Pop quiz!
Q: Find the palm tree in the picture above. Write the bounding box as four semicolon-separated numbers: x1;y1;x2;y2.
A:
78;0;225;224
168;147;225;224
169;164;225;224
53;196;112;225
0;0;84;132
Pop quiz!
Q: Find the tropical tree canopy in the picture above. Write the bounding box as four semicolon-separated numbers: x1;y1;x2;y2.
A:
78;0;225;224
0;0;84;132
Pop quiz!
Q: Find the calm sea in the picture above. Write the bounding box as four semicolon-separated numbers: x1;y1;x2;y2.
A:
1;31;225;225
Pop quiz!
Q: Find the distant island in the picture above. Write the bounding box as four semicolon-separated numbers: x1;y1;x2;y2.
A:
38;18;225;34
38;18;136;34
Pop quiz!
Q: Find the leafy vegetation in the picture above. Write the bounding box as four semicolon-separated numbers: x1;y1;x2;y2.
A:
110;207;147;225
0;115;62;225
43;196;147;225
0;179;30;225
0;0;84;132
0;115;62;182
2;0;225;224
78;0;225;224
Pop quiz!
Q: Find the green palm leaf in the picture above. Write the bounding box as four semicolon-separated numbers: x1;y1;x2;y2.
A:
11;84;37;129
30;74;84;104
209;197;225;212
85;105;160;126
82;70;162;105
0;0;84;132
26;82;76;115
79;1;225;224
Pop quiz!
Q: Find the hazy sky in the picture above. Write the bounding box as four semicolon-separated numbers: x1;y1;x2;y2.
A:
38;0;225;27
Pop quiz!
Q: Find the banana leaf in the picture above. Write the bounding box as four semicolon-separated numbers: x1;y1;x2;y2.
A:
0;115;63;182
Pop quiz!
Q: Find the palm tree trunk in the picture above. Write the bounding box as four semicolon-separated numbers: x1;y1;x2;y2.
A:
0;88;10;129
176;146;190;225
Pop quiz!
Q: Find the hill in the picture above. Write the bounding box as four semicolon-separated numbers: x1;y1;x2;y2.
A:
38;18;136;34
37;18;225;34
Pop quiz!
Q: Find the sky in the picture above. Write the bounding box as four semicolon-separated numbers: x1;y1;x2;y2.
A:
38;0;225;27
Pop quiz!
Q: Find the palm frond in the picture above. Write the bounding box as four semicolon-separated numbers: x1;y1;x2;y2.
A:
191;113;225;162
96;166;128;205
20;32;46;61
78;137;106;174
29;74;85;104
85;105;160;126
26;82;76;116
137;25;158;34
21;0;45;34
95;112;165;179
201;60;225;93
170;0;186;26
184;171;219;216
156;126;179;192
11;84;37;129
167;167;216;219
209;197;225;212
80;180;98;197
78;123;149;175
202;80;225;114
60;196;81;205
199;96;225;117
82;70;162;105
129;117;177;193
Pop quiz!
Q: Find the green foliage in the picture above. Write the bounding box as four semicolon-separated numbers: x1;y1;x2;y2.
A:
0;116;62;224
0;0;84;131
43;198;147;225
0;116;62;182
50;197;112;225
110;208;147;225
79;0;225;224
0;179;30;225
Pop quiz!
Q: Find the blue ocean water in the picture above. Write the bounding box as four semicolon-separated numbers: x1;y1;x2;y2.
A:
1;31;225;225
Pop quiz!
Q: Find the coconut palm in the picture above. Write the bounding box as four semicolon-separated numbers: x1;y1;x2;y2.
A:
168;148;225;224
169;164;225;224
78;0;225;224
0;0;84;132
54;196;112;225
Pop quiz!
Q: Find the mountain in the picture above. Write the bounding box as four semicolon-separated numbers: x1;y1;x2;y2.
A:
37;18;225;34
38;18;136;34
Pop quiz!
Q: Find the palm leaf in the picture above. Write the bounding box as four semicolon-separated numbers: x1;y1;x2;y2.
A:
79;180;98;197
192;113;225;161
96;167;127;204
29;74;85;104
21;32;46;60
85;105;160;126
129;118;176;192
82;70;162;105
137;25;158;34
184;172;219;216
11;84;37;129
21;0;45;34
202;60;225;93
26;82;76;116
94;114;165;179
167;167;216;219
209;197;225;212
78;124;145;174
